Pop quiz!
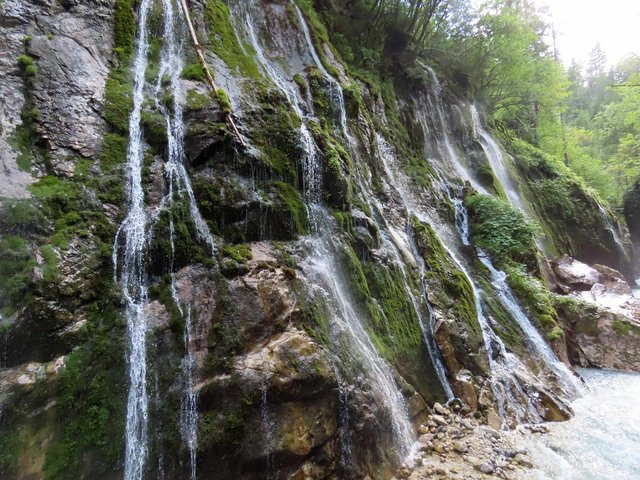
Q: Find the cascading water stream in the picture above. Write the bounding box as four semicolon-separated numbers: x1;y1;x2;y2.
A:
468;104;551;255
469;105;527;212
112;1;154;476
596;202;628;260
114;1;217;477
290;7;454;400
230;0;415;458
180;307;198;480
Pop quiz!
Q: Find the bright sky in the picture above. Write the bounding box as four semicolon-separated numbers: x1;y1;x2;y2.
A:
532;0;640;68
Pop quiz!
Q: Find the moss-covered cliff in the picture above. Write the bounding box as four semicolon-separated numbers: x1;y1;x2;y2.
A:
0;1;636;479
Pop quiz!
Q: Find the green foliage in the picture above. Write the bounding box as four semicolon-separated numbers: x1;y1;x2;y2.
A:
204;0;260;78
465;193;536;265
43;305;126;480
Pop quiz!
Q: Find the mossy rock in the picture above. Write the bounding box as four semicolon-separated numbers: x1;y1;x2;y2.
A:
411;216;486;376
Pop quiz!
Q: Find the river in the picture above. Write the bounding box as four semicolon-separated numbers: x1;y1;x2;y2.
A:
526;368;640;480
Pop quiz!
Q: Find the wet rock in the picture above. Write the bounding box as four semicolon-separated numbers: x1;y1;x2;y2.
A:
552;255;601;291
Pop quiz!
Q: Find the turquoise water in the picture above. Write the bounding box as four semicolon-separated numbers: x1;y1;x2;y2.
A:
527;368;640;480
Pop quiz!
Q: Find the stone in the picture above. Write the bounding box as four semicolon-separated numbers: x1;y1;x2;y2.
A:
419;433;435;444
433;402;448;415
452;441;468;453
477;460;495;474
513;453;533;468
432;414;447;426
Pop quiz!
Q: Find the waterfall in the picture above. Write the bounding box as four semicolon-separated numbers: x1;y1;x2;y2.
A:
469;105;527;212
292;4;348;133
180;308;198;480
260;383;274;479
596;202;629;260
112;0;154;476
114;1;215;477
468;104;551;255
230;0;415;459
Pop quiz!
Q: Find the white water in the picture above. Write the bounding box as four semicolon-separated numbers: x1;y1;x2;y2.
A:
476;253;581;396
230;0;322;202
114;1;217;477
231;0;415;457
417;65;488;194
180;308;198;480
596;202;628;260
469;105;527;213
527;369;640;480
113;0;154;476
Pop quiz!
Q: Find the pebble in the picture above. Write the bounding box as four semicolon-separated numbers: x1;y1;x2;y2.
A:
513;453;533;468
478;460;495;474
453;441;468;453
432;414;447;426
434;402;448;415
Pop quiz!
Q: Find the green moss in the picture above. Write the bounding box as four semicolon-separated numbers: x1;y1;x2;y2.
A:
40;245;58;282
0;432;17;474
17;54;34;69
216;88;231;115
247;86;303;177
104;72;133;134
43;304;126;480
308;121;352;209
553;295;598;335
613;319;632;336
113;0;136;63
140;109;168;144
186;89;214;110
362;261;423;360
221;244;252;263
182;63;207;82
0;199;45;235
204;0;260;78
504;264;561;338
271;181;308;235
8;122;35;172
0;236;34;307
411;216;482;343
100;132;128;174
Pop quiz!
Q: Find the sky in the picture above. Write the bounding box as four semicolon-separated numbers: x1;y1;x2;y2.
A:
531;0;640;68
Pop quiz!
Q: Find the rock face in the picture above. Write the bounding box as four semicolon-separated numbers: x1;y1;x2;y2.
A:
553;256;640;371
0;0;114;194
0;1;639;480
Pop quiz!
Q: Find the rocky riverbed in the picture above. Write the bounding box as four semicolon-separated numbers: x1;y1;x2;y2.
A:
393;403;543;480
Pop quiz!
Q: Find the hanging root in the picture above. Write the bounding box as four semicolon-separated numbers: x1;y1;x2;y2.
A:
180;0;246;146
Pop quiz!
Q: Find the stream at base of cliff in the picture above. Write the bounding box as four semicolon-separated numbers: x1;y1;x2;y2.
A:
526;368;640;480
